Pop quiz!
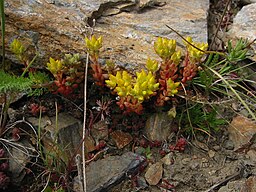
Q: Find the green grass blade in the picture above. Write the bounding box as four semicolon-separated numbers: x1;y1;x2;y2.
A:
206;65;256;121
0;0;5;69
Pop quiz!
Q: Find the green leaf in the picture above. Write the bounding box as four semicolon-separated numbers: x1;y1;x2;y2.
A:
0;70;32;93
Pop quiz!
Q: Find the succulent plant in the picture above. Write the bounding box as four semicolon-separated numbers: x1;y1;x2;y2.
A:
106;69;159;113
46;54;84;96
85;35;103;58
47;57;63;75
106;71;133;97
85;35;106;86
91;36;208;112
10;39;25;61
184;36;208;62
131;70;159;102
166;78;180;96
146;58;159;72
154;37;177;60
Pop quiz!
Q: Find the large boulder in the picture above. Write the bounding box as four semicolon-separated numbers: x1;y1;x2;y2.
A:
3;0;209;68
228;3;256;61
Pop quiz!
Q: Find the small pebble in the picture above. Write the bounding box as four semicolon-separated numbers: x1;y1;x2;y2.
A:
161;153;173;166
208;150;215;158
137;176;148;189
223;140;235;150
213;145;221;151
190;162;200;170
181;158;191;165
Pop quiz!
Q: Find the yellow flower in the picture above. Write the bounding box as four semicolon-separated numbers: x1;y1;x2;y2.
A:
105;71;132;97
146;58;159;72
131;70;159;102
184;37;208;62
47;57;63;74
154;37;177;60
10;39;25;57
166;78;180;96
85;35;103;56
171;50;181;65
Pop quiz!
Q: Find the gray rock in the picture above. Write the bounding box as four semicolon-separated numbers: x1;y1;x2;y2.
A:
91;120;109;144
97;0;209;66
228;3;256;61
8;140;36;186
5;0;209;69
27;113;83;163
137;176;148;190
145;112;173;141
240;0;256;5
85;152;146;192
223;140;235;150
228;3;256;41
167;153;244;191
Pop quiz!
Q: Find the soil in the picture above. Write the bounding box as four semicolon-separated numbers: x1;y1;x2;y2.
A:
110;132;254;192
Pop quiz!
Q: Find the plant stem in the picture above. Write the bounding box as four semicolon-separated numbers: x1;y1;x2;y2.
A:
21;53;38;77
38;103;45;162
0;93;9;132
82;44;89;192
0;0;5;70
82;38;89;192
82;19;96;192
209;0;231;50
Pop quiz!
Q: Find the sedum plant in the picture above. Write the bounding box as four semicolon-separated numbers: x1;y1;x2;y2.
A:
46;53;84;96
155;37;208;106
106;69;159;114
85;33;255;121
85;35;105;86
10;39;26;62
85;35;209;114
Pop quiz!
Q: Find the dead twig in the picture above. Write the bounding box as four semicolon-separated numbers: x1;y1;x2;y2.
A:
209;0;232;50
204;165;245;192
82;19;96;192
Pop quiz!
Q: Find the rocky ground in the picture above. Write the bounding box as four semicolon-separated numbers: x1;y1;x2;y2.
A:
1;0;256;192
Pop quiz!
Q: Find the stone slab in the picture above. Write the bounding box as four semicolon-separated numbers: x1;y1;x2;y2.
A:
4;0;209;69
85;152;145;192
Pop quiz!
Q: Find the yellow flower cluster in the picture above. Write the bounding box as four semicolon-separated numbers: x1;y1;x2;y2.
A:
170;51;181;65
146;58;158;72
154;37;177;60
131;70;159;101
85;35;103;56
166;78;180;96
10;39;25;58
106;70;159;102
47;57;63;74
184;37;208;62
106;71;132;97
